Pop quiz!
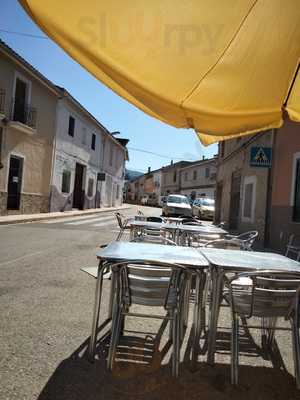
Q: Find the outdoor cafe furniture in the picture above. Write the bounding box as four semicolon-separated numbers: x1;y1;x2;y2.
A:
225;270;300;387
224;231;259;251
177;224;227;247
88;241;209;371
115;212;132;241
200;248;300;368
107;260;189;377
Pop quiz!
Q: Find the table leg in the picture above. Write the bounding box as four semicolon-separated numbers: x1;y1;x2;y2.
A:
191;270;205;367
207;267;224;365
88;260;108;361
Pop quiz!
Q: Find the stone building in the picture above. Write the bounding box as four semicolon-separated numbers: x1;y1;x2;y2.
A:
160;160;193;196
0;40;128;215
50;88;128;211
179;157;217;201
216;131;272;244
0;40;59;215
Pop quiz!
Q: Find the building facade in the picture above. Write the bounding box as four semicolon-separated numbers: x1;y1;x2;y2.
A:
0;40;127;216
179;157;217;201
215;131;272;244
50;90;127;212
268;120;300;251
0;40;59;215
160;161;192;196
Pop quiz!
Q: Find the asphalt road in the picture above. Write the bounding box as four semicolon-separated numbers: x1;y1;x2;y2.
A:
0;206;299;400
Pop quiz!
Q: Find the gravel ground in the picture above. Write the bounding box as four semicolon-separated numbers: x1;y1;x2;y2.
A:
1;206;300;399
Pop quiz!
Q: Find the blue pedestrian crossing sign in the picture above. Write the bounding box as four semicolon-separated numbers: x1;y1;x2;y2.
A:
250;147;272;167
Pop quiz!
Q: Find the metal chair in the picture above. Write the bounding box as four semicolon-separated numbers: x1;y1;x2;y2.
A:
107;260;189;377
132;230;177;246
225;271;300;387
286;234;300;261
115;212;130;241
204;238;243;250
225;231;258;250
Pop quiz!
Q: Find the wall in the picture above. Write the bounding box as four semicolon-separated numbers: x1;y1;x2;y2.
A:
0;51;57;215
269;120;300;250
180;159;216;199
217;132;272;243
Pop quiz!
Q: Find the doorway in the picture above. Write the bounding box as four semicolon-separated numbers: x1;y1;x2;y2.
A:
215;181;223;223
7;155;23;210
229;171;241;230
73;163;85;209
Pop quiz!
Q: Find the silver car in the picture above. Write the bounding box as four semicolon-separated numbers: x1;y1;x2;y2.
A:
162;194;192;217
192;198;215;220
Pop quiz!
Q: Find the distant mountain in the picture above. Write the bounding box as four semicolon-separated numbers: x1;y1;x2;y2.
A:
125;169;144;181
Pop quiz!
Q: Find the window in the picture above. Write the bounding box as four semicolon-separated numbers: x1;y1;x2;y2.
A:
193;170;197;180
173;171;177;182
61;170;71;193
88;178;94;197
205;167;210;178
242;176;256;222
68;116;75;137
184;172;188;181
293;158;300;222
91;133;96;150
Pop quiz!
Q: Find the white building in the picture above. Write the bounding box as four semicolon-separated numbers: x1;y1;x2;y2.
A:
50;89;128;212
179;157;217;201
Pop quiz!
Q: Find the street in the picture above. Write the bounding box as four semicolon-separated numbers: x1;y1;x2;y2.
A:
1;205;299;400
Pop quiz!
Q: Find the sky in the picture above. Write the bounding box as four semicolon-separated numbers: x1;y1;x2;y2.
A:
0;0;218;173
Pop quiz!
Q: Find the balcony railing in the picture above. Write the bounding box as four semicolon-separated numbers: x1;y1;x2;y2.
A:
0;89;5;114
10;98;37;129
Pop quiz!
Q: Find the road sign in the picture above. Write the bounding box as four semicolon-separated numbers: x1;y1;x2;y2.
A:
250;147;272;167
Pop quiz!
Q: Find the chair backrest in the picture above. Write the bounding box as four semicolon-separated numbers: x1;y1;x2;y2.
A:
111;260;187;308
137;210;144;216
228;271;300;318
236;231;258;250
132;231;177;246
147;216;164;223
115;212;126;229
204;239;242;250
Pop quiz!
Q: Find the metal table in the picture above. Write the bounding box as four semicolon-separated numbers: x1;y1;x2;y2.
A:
88;241;209;362
128;220;179;242
200;248;300;364
177;224;227;246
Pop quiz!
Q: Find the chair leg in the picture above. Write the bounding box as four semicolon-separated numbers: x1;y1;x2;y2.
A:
107;302;123;371
291;317;300;389
231;313;239;385
172;309;180;378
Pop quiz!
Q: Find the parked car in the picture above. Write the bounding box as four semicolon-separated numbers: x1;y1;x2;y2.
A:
162;194;192;217
192;198;215;220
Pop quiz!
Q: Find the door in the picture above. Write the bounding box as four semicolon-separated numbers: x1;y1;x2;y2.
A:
229;172;241;230
13;78;27;123
7;156;23;210
73;163;85;209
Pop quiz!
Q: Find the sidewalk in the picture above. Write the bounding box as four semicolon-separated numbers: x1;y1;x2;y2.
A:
0;204;132;225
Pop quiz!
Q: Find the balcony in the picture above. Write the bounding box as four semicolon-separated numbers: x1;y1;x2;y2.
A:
0;89;5;116
9;98;37;134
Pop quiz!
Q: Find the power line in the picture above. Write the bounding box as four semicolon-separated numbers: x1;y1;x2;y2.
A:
127;146;195;161
0;28;48;39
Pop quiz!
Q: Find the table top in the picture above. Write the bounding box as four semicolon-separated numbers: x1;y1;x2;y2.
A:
201;248;300;272
96;241;209;267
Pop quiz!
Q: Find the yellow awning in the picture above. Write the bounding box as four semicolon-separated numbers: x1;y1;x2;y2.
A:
20;0;300;145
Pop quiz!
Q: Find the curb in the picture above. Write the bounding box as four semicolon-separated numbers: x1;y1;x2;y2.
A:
0;205;132;226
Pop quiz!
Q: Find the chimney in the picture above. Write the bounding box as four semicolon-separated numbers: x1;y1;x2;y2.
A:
148;167;151;173
170;160;173;165
202;155;205;160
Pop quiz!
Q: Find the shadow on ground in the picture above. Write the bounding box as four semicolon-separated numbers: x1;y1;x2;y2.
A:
37;321;300;400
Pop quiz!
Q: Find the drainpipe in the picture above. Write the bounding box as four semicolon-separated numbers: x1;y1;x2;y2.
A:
49;97;61;212
264;129;276;248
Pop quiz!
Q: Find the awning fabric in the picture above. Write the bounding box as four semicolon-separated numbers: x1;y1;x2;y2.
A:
20;0;300;145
